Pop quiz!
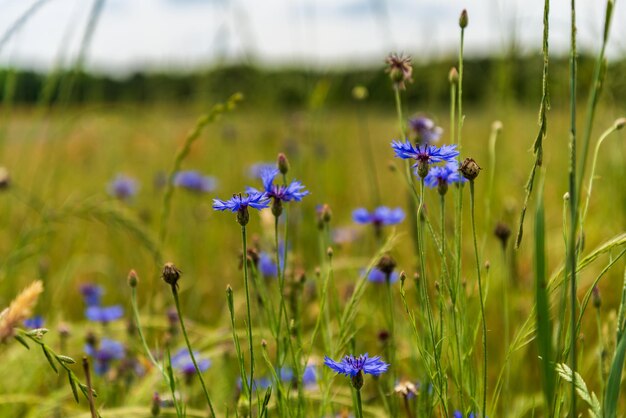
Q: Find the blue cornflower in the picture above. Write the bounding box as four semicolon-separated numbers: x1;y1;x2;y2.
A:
213;191;270;226
24;315;44;329
248;162;276;179
171;348;211;378
324;353;389;389
391;139;459;177
366;267;399;284
279;367;294;383
80;284;103;307
173;170;217;193
85;338;125;375
408;116;443;144
86;305;124;323
453;412;477;418
107;174;139;200
424;162;466;195
259;252;278;278
353;207;405;227
258;168;309;202
302;364;318;387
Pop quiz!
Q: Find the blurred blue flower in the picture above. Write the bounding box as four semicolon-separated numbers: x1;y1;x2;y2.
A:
171;348;211;376
237;376;272;392
85;338;125;375
324;353;389;378
24;315;44;329
259;252;278;278
86;305;124;323
279;367;294;382
352;206;404;226
424;162;466;188
108;174;139;200
391;139;459;166
249;167;309;202
248;162;276;179
408;116;443;144
366;267;399;284
303;364;318;387
213;191;270;212
173;170;217;193
80;284;103;307
453;412;477;418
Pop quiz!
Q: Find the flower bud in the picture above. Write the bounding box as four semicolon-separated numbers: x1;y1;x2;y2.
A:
277;153;290;175
494;222;511;249
615;117;626;130
459;9;468;28
448;67;459;85
592;286;601;309
376;254;397;276
326;247;333;259
417;160;429;179
459;157;481;181
237;206;250;226
128;269;138;288
162;263;182;289
151;392;161;417
351;370;364;390
0;167;9;190
271;198;283;218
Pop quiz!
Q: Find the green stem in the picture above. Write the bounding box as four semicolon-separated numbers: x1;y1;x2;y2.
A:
393;87;406;137
130;287;183;417
171;286;216;417
469;181;487;418
355;388;364;418
241;225;256;414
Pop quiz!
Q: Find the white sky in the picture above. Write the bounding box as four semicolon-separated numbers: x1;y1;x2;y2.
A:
0;0;625;75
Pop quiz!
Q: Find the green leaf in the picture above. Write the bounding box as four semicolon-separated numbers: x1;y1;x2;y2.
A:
604;307;626;418
68;372;80;403
41;345;58;374
14;334;30;350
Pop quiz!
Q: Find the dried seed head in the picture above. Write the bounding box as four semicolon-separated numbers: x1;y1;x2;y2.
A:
394;380;418;397
326;247;333;258
261;339;268;348
459;157;481;181
277;153;290;175
592;286;601;309
399;271;407;285
162;263;182;288
378;329;390;343
128;269;138;288
459;9;469;28
385;52;413;90
494;222;511;249
376;254;397;276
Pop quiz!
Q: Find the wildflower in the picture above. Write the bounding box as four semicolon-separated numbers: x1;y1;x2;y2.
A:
408;116;443;144
86;305;124;323
23;315;44;329
107;174;139;200
250;167;308;217
353;206;404;227
80;284;104;307
0;281;44;343
376;254;397;276
459;158;481;181
213;191;270;226
259;252;278;278
324;353;389;389
277;153;290;175
173;170;217;193
454;412;477;418
302;363;318;387
171;348;211;380
248;162;276;179
316;204;332;230
385;53;413;90
394;380;418;398
392;139;459;178
424;162;466;195
366;268;399;284
85;338;125;375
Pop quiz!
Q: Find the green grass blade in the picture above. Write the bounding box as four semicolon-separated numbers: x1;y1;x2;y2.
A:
604;267;626;418
533;173;555;413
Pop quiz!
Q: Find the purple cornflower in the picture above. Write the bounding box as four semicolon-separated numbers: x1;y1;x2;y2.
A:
424;162;466;195
454;412;477;418
107;174;139;200
24;316;44;329
391;139;459;178
80;284;103;307
171;348;211;379
353;207;404;226
249;167;308;217
213;191;270;226
302;364;318;387
86;305;124;323
366;268;399;284
324;353;389;389
173;170;217;193
408;116;443;144
85;338;125;375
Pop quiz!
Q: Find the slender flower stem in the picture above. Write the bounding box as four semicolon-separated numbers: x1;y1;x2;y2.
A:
469;180;487;418
567;1;578;415
171;285;216;417
82;357;97;418
355;388;364;418
241;225;256;414
393;88;406;137
385;277;397;417
130;286;183;417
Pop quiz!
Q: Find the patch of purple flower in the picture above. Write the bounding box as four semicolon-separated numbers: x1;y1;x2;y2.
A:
249;167;309;202
324;353;389;378
212;191;270;212
86;305;124;323
408;116;443;144
424;162;466;188
85;338;125;375
171;348;211;377
80;284;103;307
352;207;404;226
23;315;44;329
173;170;217;193
366;267;399;284
391;139;459;166
107;174;139;200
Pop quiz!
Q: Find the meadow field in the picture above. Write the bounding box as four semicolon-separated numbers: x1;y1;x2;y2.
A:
1;4;626;418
